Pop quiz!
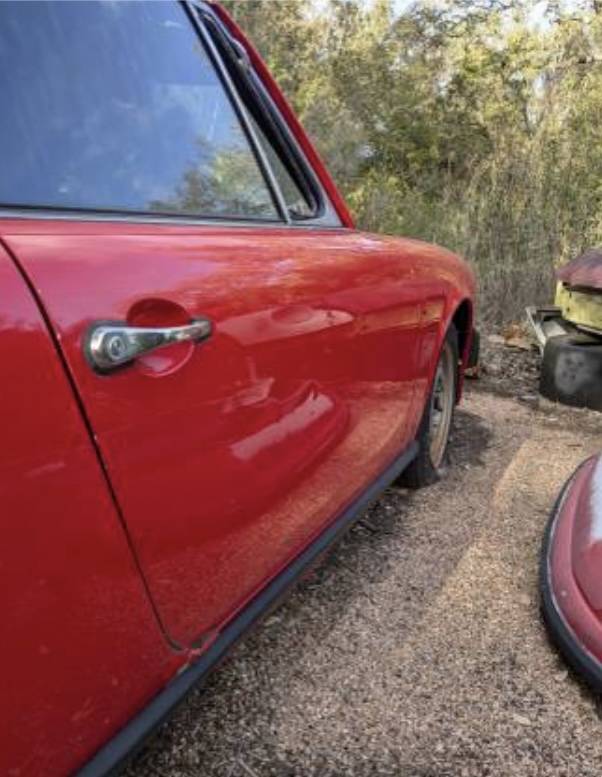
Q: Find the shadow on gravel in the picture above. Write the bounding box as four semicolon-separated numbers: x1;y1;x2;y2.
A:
126;405;498;777
208;406;497;673
450;407;493;468
126;488;420;776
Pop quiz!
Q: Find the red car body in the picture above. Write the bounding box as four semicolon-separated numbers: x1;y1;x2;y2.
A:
0;2;475;774
541;454;602;690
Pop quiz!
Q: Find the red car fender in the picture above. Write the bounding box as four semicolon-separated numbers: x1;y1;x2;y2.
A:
541;455;602;690
420;296;473;409
405;236;476;405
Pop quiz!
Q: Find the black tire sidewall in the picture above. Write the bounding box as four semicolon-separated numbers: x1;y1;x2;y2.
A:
425;325;458;473
540;333;602;410
400;324;459;488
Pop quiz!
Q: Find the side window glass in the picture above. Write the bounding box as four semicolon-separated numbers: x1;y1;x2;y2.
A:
0;1;279;220
249;116;314;219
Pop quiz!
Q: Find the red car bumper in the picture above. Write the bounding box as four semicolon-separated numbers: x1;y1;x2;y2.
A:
541;455;602;690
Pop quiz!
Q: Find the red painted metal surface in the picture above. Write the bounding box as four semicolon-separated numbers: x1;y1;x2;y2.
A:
2;221;471;651
556;248;602;291
0;4;476;772
549;455;602;665
0;244;185;777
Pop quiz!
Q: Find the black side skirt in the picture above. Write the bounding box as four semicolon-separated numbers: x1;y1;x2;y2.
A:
77;441;419;777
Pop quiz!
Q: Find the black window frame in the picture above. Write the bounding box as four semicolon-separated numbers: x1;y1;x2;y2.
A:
190;1;343;229
183;1;291;224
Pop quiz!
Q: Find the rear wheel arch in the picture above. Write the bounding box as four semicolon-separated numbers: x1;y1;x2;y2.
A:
399;323;459;488
450;298;473;365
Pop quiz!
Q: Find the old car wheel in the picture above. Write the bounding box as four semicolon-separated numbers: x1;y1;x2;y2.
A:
399;325;458;488
539;332;602;411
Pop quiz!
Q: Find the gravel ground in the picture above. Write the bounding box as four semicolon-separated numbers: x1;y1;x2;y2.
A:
476;334;541;399
126;384;602;777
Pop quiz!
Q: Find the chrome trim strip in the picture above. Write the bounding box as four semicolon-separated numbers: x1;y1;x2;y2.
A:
525;305;565;353
0;206;350;230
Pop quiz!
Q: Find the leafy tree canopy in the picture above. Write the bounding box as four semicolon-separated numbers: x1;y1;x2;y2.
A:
223;0;602;323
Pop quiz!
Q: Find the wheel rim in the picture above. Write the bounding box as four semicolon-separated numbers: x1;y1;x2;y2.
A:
428;341;455;469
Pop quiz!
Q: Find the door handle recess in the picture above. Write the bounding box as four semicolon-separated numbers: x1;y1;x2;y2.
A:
86;318;213;373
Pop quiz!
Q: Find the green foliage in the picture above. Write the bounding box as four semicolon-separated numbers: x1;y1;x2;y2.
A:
223;0;602;324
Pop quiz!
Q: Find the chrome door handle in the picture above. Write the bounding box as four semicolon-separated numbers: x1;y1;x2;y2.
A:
86;317;213;373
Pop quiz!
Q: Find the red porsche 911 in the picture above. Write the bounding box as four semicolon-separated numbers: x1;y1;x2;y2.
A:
0;2;476;774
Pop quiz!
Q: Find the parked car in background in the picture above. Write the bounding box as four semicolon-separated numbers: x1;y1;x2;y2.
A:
527;248;602;411
0;2;476;774
541;454;602;692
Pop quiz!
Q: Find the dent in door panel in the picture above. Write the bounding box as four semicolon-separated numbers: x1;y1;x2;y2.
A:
3;225;423;646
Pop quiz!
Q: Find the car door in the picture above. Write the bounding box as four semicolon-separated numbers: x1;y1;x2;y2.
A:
0;245;183;777
0;1;424;648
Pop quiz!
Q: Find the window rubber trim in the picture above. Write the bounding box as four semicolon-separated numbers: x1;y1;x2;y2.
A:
182;1;290;224
191;1;326;223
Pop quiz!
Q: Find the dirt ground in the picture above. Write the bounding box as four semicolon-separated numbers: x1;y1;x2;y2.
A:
126;364;602;777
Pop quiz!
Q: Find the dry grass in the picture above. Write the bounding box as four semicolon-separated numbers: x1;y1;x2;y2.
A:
349;142;602;328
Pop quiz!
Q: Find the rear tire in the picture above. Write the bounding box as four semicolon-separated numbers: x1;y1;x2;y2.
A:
399;325;459;489
540;332;602;411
